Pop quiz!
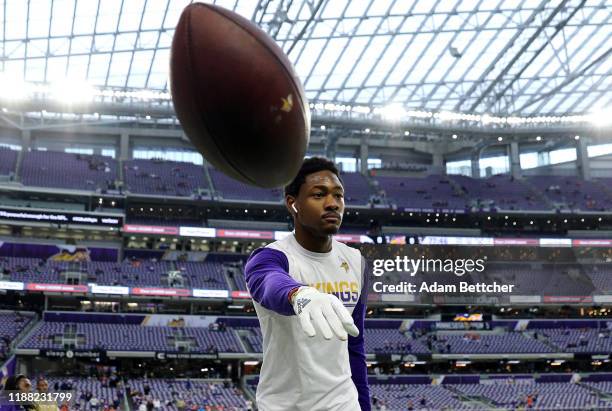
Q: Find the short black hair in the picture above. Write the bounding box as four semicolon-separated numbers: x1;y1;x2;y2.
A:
284;156;342;197
3;374;26;391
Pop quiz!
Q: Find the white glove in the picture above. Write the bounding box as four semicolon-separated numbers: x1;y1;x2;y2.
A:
291;286;359;341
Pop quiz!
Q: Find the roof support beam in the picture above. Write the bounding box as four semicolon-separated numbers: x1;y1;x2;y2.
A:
516;46;611;114
506;1;605;114
453;0;549;112
467;0;571;112
481;0;587;113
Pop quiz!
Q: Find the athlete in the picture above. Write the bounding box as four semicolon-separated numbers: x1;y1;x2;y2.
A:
244;157;370;411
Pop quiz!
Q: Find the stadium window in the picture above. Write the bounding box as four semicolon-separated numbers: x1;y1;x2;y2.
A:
549;148;576;164
101;149;116;158
587;143;612;157
446;160;471;176
0;143;22;151
479;156;509;176
538;151;550;166
336;157;357;172
520;152;538;169
367;158;382;169
65;147;94;155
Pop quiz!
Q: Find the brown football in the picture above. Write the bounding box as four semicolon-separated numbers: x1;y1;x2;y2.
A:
170;3;310;188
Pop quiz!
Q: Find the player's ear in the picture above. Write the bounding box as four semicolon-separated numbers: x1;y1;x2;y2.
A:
285;196;297;216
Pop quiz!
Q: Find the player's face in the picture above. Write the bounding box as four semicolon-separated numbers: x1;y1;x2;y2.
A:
37;380;48;392
18;378;32;392
295;170;345;235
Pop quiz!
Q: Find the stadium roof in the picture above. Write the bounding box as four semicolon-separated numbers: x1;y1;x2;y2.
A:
1;0;610;117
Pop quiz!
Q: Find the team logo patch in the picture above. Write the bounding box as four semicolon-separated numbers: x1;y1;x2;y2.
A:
280;94;293;112
340;261;349;273
296;297;311;314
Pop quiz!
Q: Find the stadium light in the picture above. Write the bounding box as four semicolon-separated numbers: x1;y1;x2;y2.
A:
589;107;612;127
309;100;595;127
0;74;30;101
0;75;604;129
375;103;406;120
536;136;541;141
50;79;96;103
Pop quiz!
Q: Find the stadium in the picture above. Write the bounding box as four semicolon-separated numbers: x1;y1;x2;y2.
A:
0;0;611;410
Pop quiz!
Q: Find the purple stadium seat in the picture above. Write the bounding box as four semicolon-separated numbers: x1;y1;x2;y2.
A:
208;167;282;203
0;147;18;176
124;159;208;197
20;151;118;191
373;174;466;211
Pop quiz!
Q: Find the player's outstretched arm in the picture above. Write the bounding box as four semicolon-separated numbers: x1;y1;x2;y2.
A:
244;247;359;341
244;248;304;316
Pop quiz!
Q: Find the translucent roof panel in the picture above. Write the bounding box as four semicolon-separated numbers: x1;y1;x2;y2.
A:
0;0;609;116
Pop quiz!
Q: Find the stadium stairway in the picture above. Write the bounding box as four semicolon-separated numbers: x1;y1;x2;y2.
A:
121;380;131;411
168;260;190;289
206;164;222;201
444;176;471;206
579;382;612;404
11;313;42;352
223;261;243;291
522;330;563;352
13;148;23;181
518;177;557;210
118;157;125;188
202;160;215;199
363;171;387;207
437;384;497;410
241;377;257;407
234;329;254;355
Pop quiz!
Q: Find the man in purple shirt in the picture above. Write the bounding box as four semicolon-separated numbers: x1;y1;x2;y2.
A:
244;157;370;411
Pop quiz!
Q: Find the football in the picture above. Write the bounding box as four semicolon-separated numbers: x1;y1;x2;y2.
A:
170;3;310;188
